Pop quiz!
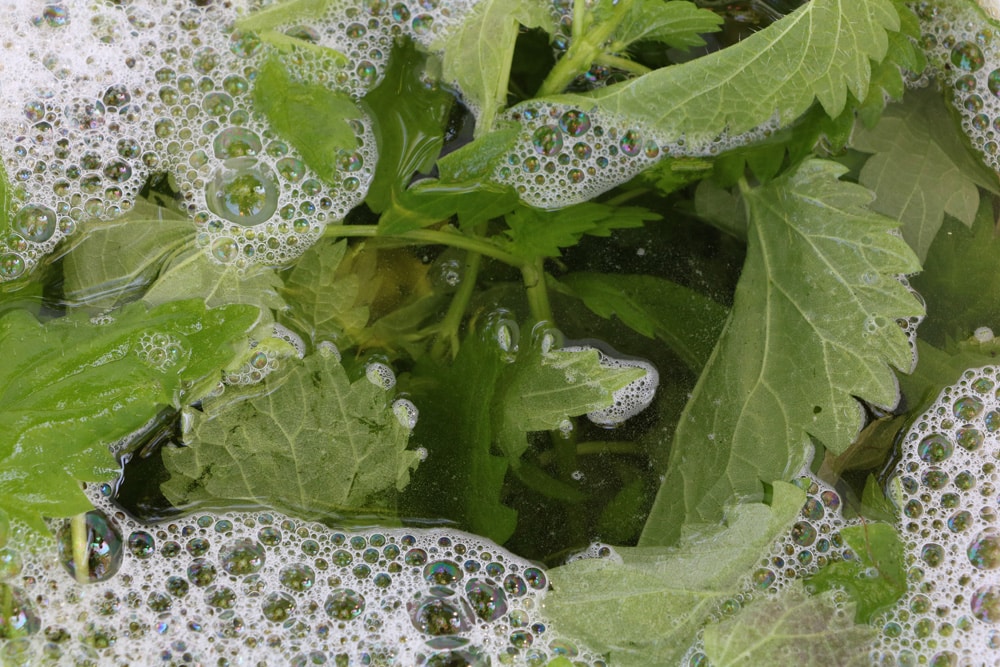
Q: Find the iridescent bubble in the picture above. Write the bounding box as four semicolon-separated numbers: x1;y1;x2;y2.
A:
424;560;462;585
523;567;546;590
356;60;377;85
951;41;986;72
411;14;433;34
971;585;1000;623
391;3;411;22
0;584;40;638
922;468;949;490
203;92;234;117
219;538;266;576
503;574;527;597
955;74;977;92
988;69;1000;98
261;592;295;622
41;4;70;27
410;598;470;636
752;568;776;589
101;84;131;108
277;157;306;183
558;110;591;137
392;398;419;430
207;158;279;226
406;548;428;566
532;125;564;157
464;579;507;621
802;497;824;520
572;141;592;159
213;127;262;159
0;549;22;580
791;521;817;547
56;510;124;582
968;530;1000;569
965;94;984;113
0;254;25;279
211;237;238;263
229;30;261;58
279;563;315;592
206;585;237;609
921;543;945;567
325;588;365;620
102;160;133;184
619;129;642;156
192;46;219;74
338;151;364;172
127;531;155;559
13;204;56;242
187;558;217;587
65;98;105;130
918;433;955;463
948;511;973;532
955;395;986;420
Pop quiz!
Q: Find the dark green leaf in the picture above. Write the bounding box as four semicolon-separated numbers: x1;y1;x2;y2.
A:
502;203;658;261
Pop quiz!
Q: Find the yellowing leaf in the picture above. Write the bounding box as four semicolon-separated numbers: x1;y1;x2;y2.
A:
161;349;422;519
641;159;923;546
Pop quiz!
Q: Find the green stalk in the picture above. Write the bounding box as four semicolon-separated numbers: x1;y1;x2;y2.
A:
324;225;524;269
521;258;553;325
430;250;482;361
70;512;89;584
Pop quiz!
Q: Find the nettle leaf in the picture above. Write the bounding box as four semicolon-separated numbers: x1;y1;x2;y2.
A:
702;582;875;667
280;238;371;346
252;57;361;184
557;272;727;371
543;482;804;667
406;331;519;543
495;343;645;461
807;522;906;623
545;0;901;145
501;202;658;261
435;0;554;134
613;0;723;50
854;87;1000;261
0;299;259;532
640;159;923;547
161;349;421;519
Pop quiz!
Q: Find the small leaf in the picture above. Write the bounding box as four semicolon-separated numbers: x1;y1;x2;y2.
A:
640;159;923;547
558;272;727;371
162;349;421;519
502;203;658;261
806;522;907;623
543;482;804;667
613;0;723;50
703;582;875;666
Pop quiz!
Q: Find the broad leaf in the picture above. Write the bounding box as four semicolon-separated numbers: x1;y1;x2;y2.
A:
613;0;723;50
540;0;901;145
640;159;923;546
543;481;804;667
501;203;658;261
161;349;421;519
0;300;259;532
702;582;875;666
436;0;553;134
854;87;1000;261
558;272;727;371
806;522;906;623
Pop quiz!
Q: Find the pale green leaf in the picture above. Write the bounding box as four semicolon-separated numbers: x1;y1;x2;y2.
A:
436;0;554;134
854;87;1000;261
557;272;727;371
613;0;723;50
161;349;421;519
702;582;875;667
280;238;370;345
0;299;259;532
542;0;900;144
640;159;923;546
543;482;804;667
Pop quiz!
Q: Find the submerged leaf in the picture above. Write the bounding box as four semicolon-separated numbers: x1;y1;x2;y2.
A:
702;582;875;666
162;349;421;519
501;203;658;261
543;482;804;667
613;0;723;50
640;159;923;546
0;300;259;532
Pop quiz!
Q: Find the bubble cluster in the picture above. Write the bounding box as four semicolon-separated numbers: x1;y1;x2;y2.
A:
135;331;187;372
0;0;477;279
0;483;604;666
914;0;1000;173
558;346;659;427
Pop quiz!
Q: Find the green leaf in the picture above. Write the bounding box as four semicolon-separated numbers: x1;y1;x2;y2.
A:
640;159;923;547
252;57;362;184
898;336;1000;417
236;0;328;32
406;331;519;543
806;522;907;623
501;202;658;261
161;349;421;519
542;0;901;144
702;582;875;666
613;0;723;50
543;481;804;667
557;272;728;371
435;0;554;134
378;180;518;235
495;343;645;460
363;42;454;214
0;299;259;532
280;238;370;346
854;87;1000;261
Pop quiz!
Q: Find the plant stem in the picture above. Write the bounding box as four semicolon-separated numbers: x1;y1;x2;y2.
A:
521;258;553;325
595;53;651;76
70;512;89;584
325;225;525;269
538;440;642;466
430;250;482;361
